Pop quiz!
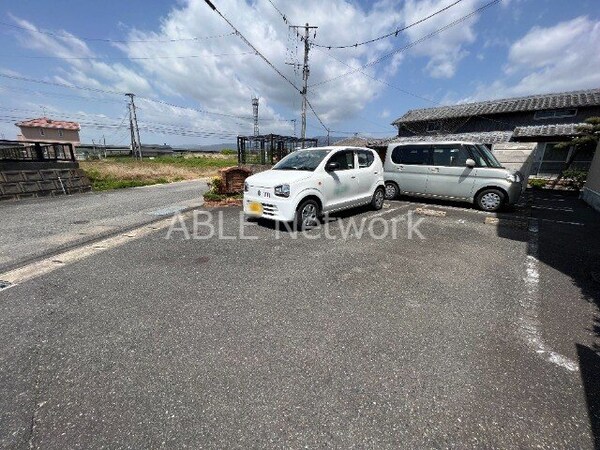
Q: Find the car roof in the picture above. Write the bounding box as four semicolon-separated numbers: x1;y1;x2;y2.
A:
298;146;374;151
387;141;478;146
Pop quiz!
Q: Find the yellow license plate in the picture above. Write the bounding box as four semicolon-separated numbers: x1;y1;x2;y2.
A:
248;201;263;215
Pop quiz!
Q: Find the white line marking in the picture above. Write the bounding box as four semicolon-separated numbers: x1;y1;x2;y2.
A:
518;219;579;372
0;216;182;288
539;218;584;226
531;205;574;212
370;204;410;218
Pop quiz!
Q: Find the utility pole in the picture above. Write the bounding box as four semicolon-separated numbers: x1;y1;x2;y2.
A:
125;93;142;159
289;23;317;148
252;96;259;140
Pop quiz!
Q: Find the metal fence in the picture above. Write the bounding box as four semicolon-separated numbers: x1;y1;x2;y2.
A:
237;134;319;165
0;141;75;162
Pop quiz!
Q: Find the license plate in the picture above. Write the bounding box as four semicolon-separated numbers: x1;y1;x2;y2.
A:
248;201;263;215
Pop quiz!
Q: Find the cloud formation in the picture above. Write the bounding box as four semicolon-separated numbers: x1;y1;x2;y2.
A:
469;15;600;100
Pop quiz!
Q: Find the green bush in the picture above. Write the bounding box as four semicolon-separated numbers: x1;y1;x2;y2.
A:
220;148;236;155
528;178;547;189
209;176;223;191
562;169;588;190
203;190;226;201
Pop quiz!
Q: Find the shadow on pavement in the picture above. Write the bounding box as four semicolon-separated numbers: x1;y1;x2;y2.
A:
498;188;600;446
577;344;600;450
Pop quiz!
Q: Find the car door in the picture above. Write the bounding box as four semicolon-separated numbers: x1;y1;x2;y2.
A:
356;149;379;200
426;144;476;200
390;144;431;195
320;149;360;210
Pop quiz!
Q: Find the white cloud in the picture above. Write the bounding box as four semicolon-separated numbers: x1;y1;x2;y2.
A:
468;15;600;100
3;0;494;142
400;0;482;78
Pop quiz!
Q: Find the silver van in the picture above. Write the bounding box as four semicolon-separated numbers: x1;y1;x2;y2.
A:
383;141;522;211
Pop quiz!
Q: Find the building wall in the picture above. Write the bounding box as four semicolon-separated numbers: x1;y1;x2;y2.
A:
18;127;80;146
397;106;600;137
582;141;600;212
491;142;538;178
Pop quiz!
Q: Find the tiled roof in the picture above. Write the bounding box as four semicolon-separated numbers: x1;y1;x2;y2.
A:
393;88;600;124
512;123;584;138
368;130;514;147
15;117;80;131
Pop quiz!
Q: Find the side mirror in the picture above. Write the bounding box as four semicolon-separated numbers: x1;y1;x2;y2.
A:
465;158;476;168
326;161;340;172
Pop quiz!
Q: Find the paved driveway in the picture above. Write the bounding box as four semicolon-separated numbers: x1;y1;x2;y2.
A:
0;179;208;272
0;191;599;448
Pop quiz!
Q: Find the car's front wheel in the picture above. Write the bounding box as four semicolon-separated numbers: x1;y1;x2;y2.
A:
384;181;399;200
295;199;320;230
475;188;505;212
371;187;385;210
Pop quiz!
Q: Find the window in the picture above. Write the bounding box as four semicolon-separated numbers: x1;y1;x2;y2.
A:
357;150;374;168
431;145;470;167
537;143;569;176
475;144;503;168
39;128;45;136
272;149;331;171
469;145;488;167
534;108;577;120
58;130;64;137
327;150;355;170
391;145;430;165
426;121;441;132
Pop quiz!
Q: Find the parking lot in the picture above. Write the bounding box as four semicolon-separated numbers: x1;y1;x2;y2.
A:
1;190;599;448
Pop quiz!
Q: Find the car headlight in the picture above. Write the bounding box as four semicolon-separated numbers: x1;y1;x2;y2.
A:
244;181;249;192
274;184;290;197
506;173;521;183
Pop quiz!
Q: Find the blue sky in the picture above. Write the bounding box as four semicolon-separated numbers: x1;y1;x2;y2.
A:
0;0;599;145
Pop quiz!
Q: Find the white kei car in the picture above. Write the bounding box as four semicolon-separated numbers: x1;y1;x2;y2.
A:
243;146;385;229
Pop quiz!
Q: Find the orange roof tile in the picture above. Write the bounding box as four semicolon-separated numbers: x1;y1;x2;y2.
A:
15;117;80;131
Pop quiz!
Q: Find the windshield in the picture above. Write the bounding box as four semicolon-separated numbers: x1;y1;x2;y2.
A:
272;149;331;171
476;144;503;168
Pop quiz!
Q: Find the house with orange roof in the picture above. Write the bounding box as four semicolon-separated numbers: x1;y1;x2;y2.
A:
15;117;81;147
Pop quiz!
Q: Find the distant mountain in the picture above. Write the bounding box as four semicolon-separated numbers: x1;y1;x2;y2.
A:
173;143;237;152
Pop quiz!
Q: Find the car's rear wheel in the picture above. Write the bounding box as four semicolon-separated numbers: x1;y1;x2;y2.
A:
476;188;505;212
295;199;320;230
384;181;399;200
371;187;385;210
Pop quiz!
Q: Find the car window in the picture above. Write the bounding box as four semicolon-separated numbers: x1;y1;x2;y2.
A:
469;145;488;167
328;150;355;170
431;145;470;167
391;145;430;165
272;149;331;171
357;150;374;168
476;144;503;168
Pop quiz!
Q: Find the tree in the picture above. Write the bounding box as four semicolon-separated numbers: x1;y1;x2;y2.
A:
551;117;600;187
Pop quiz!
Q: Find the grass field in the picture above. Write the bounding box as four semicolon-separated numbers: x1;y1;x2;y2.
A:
80;154;237;191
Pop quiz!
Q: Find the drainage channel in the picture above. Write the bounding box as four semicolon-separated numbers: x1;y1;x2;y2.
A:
0;280;13;292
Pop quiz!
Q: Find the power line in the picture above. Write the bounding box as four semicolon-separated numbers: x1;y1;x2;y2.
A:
265;0;289;24
2;51;256;61
203;0;301;94
0;73;291;123
313;0;464;49
311;46;437;106
310;0;500;88
0;20;235;43
305;98;328;133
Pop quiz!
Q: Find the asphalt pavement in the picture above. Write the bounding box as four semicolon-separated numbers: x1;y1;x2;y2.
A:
0;191;599;448
0;179;209;272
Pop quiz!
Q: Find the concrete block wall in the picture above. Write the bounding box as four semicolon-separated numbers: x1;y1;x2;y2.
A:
0;167;91;201
492;142;539;179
